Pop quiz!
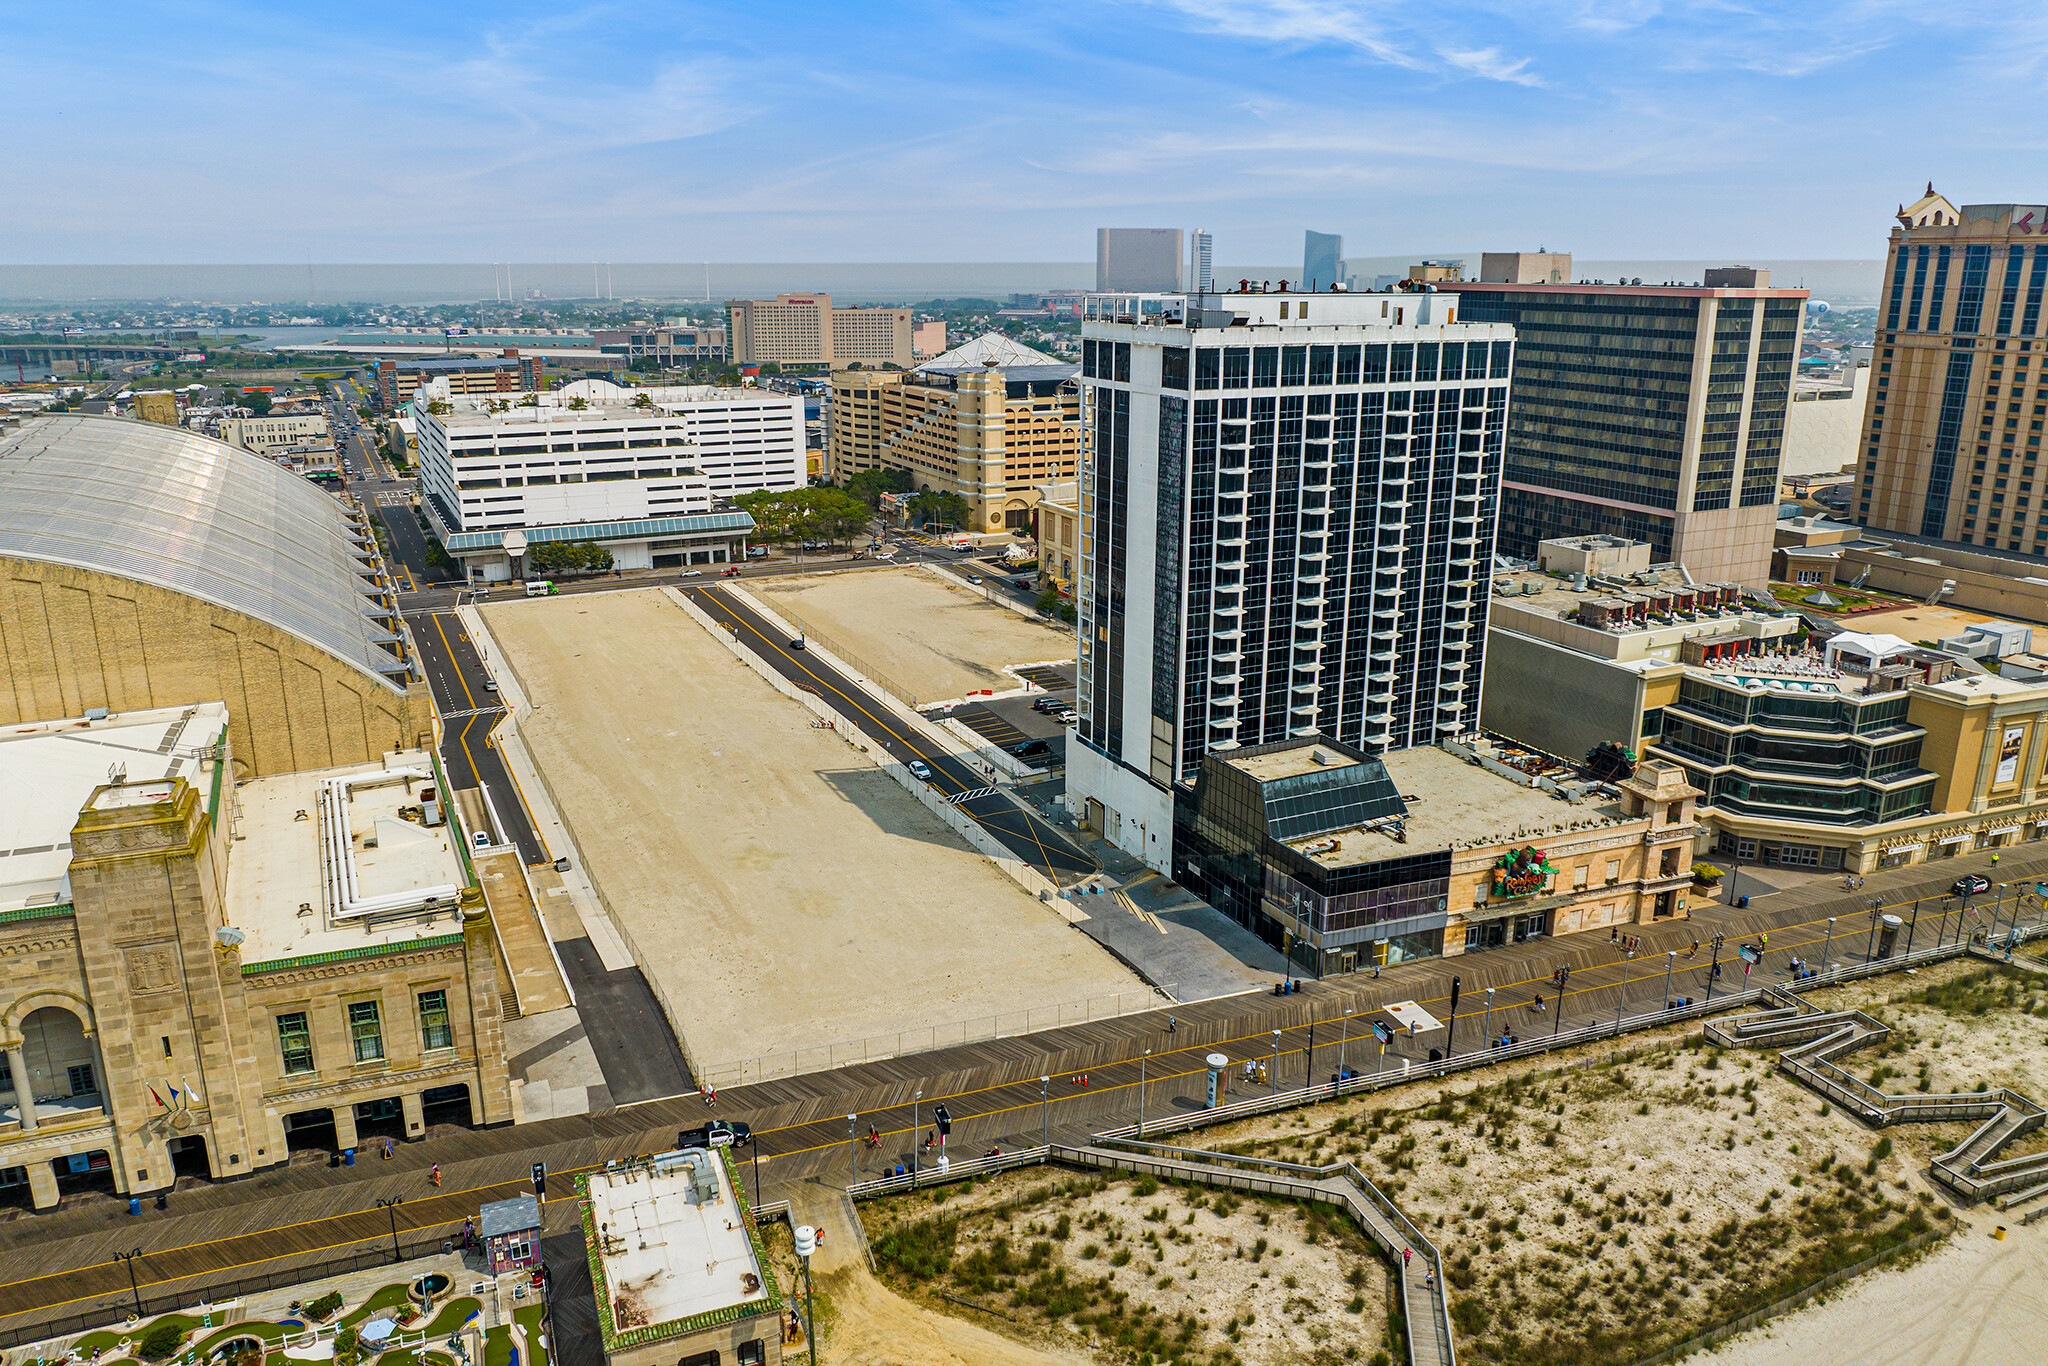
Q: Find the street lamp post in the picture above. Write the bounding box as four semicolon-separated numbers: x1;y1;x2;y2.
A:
1706;931;1725;1002
1615;950;1629;1034
1662;951;1677;1009
847;1115;858;1184
1552;964;1570;1040
1444;976;1460;1059
1271;1030;1282;1095
1139;1049;1150;1137
1337;1013;1351;1083
1479;989;1495;1051
1905;899;1920;958
114;1247;144;1321
376;1197;404;1264
1821;917;1836;973
794;1225;820;1366
1865;898;1882;963
1041;1076;1051;1150
911;1089;922;1188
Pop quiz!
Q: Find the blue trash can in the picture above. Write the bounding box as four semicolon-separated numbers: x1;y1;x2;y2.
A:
128;1197;141;1216
1738;895;1750;909
344;1147;356;1166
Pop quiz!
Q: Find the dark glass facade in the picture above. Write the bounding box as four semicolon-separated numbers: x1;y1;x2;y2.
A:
1453;287;1800;561
1646;677;1936;827
1078;324;1510;783
1172;738;1448;972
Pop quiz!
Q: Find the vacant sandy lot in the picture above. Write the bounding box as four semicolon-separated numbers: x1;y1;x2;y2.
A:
751;567;1071;704
485;590;1138;1076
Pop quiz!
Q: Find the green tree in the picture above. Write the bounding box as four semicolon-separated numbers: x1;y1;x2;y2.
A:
845;466;913;509
906;490;968;529
1035;584;1063;616
241;388;272;414
527;540;612;573
137;1322;186;1360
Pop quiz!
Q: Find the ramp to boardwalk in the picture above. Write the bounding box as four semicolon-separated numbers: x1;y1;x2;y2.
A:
1707;984;2048;1204
1053;1142;1455;1366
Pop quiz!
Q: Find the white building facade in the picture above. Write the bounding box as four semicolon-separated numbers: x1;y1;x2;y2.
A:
1068;290;1515;870
553;380;804;498
413;386;754;580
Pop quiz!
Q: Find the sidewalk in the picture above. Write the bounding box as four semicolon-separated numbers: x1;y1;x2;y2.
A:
457;604;634;972
1;840;2038;1335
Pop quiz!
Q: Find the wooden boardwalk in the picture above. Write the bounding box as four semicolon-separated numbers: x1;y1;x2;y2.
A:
1056;1144;1454;1366
3;849;2042;1341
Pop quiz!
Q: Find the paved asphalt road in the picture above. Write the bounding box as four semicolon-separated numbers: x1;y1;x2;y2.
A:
553;937;694;1103
407;606;549;865
403;600;692;1106
0;848;2034;1330
684;582;1098;884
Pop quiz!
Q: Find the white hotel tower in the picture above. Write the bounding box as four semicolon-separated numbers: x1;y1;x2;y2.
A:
1067;288;1516;870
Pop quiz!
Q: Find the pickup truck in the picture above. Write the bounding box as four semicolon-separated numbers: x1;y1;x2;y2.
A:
677;1120;753;1150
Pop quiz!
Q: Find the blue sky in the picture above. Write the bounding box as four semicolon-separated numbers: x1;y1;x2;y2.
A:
0;1;2038;262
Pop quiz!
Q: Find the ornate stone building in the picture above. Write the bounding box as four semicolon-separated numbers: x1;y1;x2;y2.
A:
1;703;511;1212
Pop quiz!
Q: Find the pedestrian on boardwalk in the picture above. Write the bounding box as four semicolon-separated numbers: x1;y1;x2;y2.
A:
1611;926;1619;944
1167;1014;1177;1034
1425;1270;1435;1291
380;1137;394;1160
1532;993;1544;1013
430;1163;441;1188
704;1082;717;1106
1401;1247;1413;1268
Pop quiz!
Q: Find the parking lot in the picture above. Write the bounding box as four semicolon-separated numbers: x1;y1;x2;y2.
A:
934;690;1074;770
483;589;1142;1073
751;566;1074;705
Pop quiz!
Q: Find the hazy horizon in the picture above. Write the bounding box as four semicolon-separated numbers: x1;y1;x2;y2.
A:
0;257;1885;310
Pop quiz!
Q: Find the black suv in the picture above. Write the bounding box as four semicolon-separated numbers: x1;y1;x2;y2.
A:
677;1120;753;1150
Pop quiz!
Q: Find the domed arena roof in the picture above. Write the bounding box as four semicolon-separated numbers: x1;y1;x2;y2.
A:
0;414;406;689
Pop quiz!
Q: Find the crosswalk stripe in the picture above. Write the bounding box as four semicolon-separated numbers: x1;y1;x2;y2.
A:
947;785;1001;804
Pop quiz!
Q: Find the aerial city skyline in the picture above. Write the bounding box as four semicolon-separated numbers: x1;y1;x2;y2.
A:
0;6;2041;1366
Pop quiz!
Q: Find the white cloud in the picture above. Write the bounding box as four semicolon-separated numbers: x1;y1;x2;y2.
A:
1142;0;1423;68
1438;45;1542;85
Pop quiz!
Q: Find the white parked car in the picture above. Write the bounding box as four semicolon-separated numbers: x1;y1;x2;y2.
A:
679;569;704;577
472;830;492;849
908;760;932;781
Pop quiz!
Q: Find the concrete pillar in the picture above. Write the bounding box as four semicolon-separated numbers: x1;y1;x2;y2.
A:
87;1035;110;1108
27;1161;59;1211
333;1103;359;1152
402;1091;425;1142
6;1046;34;1132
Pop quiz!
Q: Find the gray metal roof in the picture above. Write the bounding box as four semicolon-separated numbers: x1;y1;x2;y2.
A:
0;415;406;693
479;1194;540;1237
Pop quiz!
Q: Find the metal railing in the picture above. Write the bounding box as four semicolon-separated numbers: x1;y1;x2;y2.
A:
0;1229;463;1350
838;936;2048;1366
1053;1144;1454;1366
1709;955;2048;1203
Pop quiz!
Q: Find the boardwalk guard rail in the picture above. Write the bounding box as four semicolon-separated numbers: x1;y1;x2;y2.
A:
1708;983;2048;1202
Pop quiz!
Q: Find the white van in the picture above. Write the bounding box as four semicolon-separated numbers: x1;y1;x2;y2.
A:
525;580;554;597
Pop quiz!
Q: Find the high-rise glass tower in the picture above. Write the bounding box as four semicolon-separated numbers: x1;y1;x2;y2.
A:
1189;230;1214;294
1303;231;1343;292
1859;187;2048;552
1068;288;1515;870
